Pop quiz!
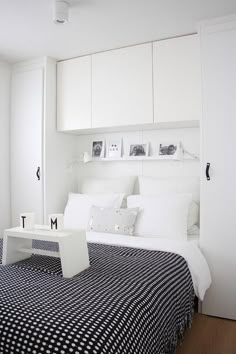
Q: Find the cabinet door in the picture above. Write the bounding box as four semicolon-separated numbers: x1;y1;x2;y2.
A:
92;44;153;128
153;35;201;123
57;56;91;131
200;22;236;320
11;69;43;226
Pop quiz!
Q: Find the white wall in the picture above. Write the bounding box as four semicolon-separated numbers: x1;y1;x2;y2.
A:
0;61;11;235
77;127;200;191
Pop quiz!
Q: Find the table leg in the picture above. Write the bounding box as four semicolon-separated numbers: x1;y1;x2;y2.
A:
2;235;33;265
59;233;90;278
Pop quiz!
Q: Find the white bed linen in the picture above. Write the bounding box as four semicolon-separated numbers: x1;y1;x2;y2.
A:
86;231;211;301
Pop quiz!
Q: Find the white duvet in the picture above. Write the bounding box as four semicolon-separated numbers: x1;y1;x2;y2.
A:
86;231;211;301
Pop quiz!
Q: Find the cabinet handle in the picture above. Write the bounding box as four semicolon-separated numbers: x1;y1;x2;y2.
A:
36;167;40;181
206;163;210;181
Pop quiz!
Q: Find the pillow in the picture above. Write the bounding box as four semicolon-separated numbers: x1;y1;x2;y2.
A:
127;194;192;240
138;176;200;229
64;193;124;230
81;177;136;207
188;201;199;230
138;176;200;203
87;206;139;236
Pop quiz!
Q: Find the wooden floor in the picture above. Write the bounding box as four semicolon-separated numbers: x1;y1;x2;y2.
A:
176;313;236;354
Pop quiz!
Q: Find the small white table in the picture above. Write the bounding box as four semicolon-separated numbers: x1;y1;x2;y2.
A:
2;226;90;278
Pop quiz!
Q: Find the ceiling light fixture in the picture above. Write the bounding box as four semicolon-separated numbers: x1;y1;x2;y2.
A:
53;0;70;24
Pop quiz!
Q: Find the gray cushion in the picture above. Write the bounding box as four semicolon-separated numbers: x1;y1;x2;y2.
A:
88;206;139;236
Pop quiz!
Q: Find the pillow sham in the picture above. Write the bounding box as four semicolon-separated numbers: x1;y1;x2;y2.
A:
87;206;139;236
138;176;199;229
127;194;192;240
138;176;200;203
81;176;136;197
64;193;124;230
81;176;136;207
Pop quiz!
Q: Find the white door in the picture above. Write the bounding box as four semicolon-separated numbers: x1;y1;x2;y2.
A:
57;56;92;131
92;43;153;128
200;21;236;320
153;35;202;123
11;68;44;226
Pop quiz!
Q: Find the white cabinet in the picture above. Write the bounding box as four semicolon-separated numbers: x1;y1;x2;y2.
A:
11;58;78;227
56;36;201;133
153;35;202;123
11;68;44;225
92;44;153;128
200;16;236;320
57;56;91;131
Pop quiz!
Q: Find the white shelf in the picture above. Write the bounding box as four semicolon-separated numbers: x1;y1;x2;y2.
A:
19;248;60;258
80;155;198;163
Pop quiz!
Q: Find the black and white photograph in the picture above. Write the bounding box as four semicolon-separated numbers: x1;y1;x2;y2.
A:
158;142;183;160
91;140;105;158
129;143;149;157
159;143;177;156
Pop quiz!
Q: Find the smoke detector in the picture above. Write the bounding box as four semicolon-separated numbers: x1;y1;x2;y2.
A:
53;0;70;24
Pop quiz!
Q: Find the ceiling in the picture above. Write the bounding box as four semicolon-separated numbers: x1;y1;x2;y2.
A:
0;0;236;63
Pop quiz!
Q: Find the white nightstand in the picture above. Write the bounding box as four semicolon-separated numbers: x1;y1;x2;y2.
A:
2;226;90;278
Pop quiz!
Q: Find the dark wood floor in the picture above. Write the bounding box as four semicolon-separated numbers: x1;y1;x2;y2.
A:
176;314;236;354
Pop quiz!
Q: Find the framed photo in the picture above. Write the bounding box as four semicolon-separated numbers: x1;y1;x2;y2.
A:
107;139;122;158
158;142;182;159
129;143;149;157
91;140;105;158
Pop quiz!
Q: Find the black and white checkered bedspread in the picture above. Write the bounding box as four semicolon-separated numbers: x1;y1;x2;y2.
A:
0;239;194;354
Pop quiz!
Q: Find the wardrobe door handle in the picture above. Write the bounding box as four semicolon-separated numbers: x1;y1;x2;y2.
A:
206;163;210;181
36;167;40;181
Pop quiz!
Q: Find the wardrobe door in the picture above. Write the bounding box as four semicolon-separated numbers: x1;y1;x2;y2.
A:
153;34;201;123
57;56;92;131
92;43;153;128
200;20;236;320
11;68;44;226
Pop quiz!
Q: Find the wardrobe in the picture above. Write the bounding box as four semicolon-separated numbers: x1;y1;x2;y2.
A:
11;58;78;226
200;15;236;320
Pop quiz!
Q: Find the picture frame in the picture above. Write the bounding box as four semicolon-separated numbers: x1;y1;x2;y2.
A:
158;141;183;160
107;139;122;158
91;140;105;158
128;143;149;157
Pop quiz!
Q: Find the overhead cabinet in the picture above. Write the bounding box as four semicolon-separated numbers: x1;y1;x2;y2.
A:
153;34;202;123
57;56;92;131
57;35;201;133
92;43;153;128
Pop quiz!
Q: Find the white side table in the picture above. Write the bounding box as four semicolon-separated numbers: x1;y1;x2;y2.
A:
2;226;90;278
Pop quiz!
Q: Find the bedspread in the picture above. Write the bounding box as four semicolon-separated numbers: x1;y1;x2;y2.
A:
0;240;194;354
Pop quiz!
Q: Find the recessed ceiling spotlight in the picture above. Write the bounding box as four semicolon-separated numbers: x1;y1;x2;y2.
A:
53;0;70;24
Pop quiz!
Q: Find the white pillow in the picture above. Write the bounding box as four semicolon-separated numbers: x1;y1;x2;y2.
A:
64;193;124;230
139;176;200;203
81;177;136;207
138;176;199;229
127;194;192;240
188;201;199;230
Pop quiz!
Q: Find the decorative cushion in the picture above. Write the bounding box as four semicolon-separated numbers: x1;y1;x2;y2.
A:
87;206;139;236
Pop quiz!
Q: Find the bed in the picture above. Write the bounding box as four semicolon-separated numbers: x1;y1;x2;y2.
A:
0;231;210;354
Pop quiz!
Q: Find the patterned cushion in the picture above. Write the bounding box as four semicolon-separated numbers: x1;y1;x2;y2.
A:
88;206;139;235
